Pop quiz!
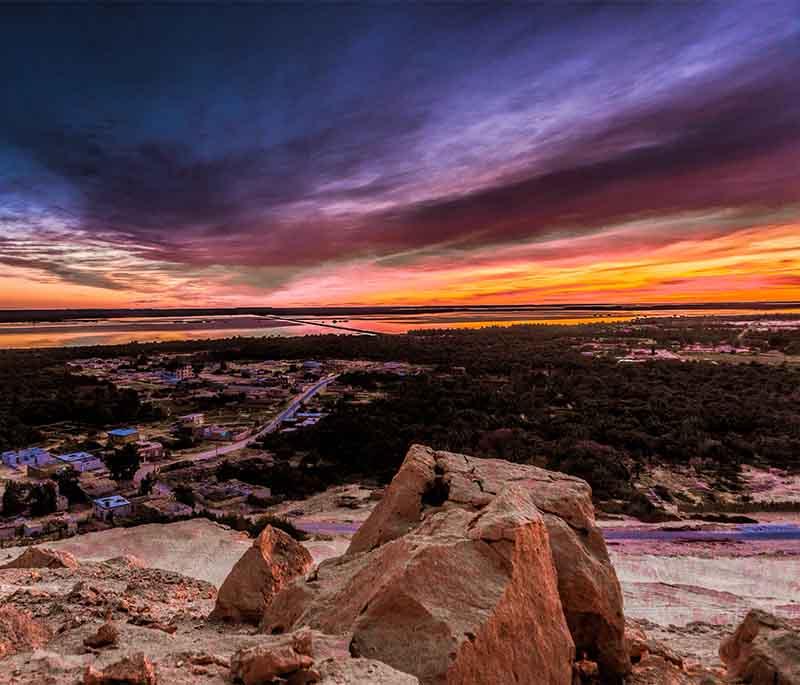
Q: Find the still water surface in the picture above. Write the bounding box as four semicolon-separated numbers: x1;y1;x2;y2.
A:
2;307;800;349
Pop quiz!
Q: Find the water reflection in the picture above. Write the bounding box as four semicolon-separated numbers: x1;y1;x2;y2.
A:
1;308;800;349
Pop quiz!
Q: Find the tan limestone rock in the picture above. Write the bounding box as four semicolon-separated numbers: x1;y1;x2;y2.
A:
264;479;576;685
230;629;315;685
210;525;313;624
347;445;628;681
1;547;79;569
83;652;157;685
719;609;800;685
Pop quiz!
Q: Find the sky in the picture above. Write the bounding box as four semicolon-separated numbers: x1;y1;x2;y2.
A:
1;2;799;309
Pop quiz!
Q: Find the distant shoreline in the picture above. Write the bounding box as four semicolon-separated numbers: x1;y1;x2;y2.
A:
2;301;800;325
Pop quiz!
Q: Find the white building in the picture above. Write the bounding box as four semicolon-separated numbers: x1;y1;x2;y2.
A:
93;495;132;522
54;451;104;473
178;412;204;427
175;364;194;381
1;447;53;469
135;440;164;461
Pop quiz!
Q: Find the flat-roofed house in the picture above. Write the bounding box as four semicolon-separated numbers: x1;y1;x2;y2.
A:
54;451;104;473
93;495;132;522
1;447;53;469
178;413;204;427
107;428;140;447
135;440;165;461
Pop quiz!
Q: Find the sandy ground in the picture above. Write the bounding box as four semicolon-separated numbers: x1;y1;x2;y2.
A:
604;513;800;667
5;482;798;668
0;519;252;588
0;485;378;586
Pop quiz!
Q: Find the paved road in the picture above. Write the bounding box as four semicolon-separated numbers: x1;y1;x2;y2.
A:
134;374;338;483
265;315;378;336
191;373;340;461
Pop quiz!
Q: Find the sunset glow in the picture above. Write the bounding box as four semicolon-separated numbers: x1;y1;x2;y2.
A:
1;3;799;309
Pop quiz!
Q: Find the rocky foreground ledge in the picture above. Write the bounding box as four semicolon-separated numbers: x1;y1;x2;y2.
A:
1;444;798;685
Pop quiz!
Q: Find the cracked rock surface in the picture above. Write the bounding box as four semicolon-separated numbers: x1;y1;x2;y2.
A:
263;444;628;684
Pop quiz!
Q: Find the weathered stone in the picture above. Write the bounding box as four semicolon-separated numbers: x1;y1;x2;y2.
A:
347;445;628;681
626;655;693;685
84;620;119;649
210;525;313;624
230;629;315;685
573;657;599;682
317;657;420;684
0;605;52;660
625;619;683;668
1;547;79;570
719;609;800;684
83;652;157;685
264;466;576;684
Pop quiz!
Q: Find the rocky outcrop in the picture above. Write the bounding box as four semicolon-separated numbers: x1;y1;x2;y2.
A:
0;605;51;660
84;620;120;649
625;619;683;668
229;629;421;685
345;445;628;681
84;652;157;685
720;610;800;684
263;446;594;684
230;629;316;685
211;525;313;624
1;546;79;569
626;655;698;685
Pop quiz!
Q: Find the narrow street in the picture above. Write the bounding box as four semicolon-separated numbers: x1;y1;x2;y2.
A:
134;373;339;483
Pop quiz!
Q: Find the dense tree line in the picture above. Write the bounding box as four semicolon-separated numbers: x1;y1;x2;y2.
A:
261;332;800;500
0;352;159;451
3;323;799;503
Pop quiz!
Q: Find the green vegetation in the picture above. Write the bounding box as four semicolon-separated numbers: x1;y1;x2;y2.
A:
257;326;800;501
51;467;85;505
0;349;161;452
2;320;800;506
106;443;141;483
1;480;58;517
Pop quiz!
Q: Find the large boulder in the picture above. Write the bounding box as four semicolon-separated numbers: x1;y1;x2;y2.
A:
263;468;576;684
347;445;628;681
1;547;79;569
210;525;313;624
720;610;800;684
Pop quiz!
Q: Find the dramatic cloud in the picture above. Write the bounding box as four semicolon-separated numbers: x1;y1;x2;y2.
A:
1;2;799;306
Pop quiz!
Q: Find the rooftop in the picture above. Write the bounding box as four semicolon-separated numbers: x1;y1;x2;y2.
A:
108;428;138;437
2;447;51;458
94;495;130;509
55;451;96;463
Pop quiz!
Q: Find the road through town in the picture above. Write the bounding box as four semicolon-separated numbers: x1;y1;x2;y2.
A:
187;373;340;462
135;374;339;483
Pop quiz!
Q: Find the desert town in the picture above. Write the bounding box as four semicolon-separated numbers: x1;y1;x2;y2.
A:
0;354;417;547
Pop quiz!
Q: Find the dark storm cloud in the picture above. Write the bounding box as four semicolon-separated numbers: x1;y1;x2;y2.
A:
1;1;799;293
378;48;800;256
